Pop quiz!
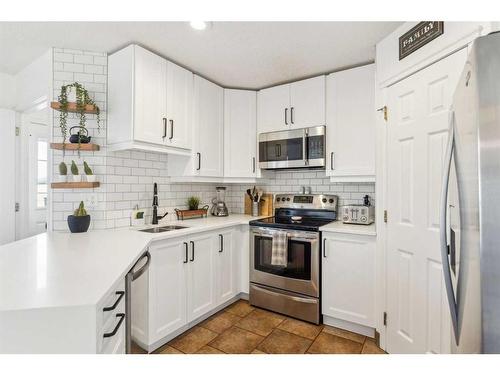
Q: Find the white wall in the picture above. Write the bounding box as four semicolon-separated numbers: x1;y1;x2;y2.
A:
0;109;16;245
15;49;52;111
376;22;496;87
0;72;16;109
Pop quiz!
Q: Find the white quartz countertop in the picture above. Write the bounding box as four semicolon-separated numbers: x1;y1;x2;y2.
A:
0;214;260;312
319;221;376;236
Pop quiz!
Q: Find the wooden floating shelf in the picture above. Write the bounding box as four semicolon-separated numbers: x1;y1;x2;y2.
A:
50;101;99;114
50;143;100;151
51;182;100;189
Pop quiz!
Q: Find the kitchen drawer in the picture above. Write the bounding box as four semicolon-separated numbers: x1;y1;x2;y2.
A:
100;312;126;354
97;279;126;353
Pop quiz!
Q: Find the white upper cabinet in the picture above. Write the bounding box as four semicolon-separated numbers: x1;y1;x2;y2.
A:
107;45;192;154
134;46;167;145
192;75;224;177
257;84;290;133
257;76;326;134
289;75;326;128
165;61;193;149
326;64;376;182
224;89;257;178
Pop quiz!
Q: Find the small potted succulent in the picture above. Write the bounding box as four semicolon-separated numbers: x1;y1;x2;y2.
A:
58;161;68;182
83;161;96;182
187;196;201;211
71;160;81;182
67;201;90;233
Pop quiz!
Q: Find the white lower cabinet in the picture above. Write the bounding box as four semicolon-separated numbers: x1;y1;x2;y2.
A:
148;238;188;344
132;226;241;350
187;232;217;321
322;232;376;330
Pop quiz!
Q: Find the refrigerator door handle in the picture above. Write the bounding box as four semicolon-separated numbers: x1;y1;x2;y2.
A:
439;110;460;344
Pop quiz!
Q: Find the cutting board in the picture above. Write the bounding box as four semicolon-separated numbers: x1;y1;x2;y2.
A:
244;193;274;216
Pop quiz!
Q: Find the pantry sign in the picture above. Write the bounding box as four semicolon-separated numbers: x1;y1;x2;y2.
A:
399;22;444;60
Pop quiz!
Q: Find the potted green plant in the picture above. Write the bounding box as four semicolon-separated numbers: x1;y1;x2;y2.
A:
57;82;101;153
187;196;201;210
71;160;81;182
67;201;90;233
58;161;68;182
83;161;96;182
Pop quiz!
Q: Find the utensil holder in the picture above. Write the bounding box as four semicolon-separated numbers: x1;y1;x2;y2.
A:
252;202;259;217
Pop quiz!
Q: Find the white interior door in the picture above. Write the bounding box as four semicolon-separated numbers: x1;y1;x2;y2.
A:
27;121;49;236
385;49;467;354
0;109;16;245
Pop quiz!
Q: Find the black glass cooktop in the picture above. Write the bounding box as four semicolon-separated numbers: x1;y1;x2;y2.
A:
249;212;335;232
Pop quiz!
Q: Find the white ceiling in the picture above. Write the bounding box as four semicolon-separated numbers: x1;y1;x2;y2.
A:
0;22;401;89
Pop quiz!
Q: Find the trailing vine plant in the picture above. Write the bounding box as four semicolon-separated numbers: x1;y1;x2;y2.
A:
57;82;100;155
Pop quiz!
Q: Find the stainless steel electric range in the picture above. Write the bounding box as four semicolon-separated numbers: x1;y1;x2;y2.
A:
249;193;338;324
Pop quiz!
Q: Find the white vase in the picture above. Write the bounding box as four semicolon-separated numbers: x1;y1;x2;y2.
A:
86;175;97;183
72;175;81;182
57;175;67;183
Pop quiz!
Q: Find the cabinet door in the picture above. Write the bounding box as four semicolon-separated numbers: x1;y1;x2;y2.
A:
322;233;376;328
133;45;167;145
166;61;193;150
187;232;217;321
149;238;188;343
193;75;224;177
257;84;290;133
224;89;257;178
326;65;375;180
289;76;326;128
215;229;239;304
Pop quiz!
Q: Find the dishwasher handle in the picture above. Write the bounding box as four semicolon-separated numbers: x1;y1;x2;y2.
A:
130;251;151;281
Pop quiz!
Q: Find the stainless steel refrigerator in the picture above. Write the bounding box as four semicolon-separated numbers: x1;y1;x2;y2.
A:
441;31;500;354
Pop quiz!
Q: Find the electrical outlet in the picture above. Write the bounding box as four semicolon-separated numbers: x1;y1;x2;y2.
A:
84;193;98;210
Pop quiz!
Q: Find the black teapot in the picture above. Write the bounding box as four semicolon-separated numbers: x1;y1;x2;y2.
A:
69;126;92;144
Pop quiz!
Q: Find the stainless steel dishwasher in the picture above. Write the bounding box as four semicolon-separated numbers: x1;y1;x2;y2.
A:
125;251;150;354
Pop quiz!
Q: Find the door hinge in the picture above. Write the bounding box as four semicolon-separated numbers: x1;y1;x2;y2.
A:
15;127;20;136
377;106;388;122
15;202;20;212
383;312;388;326
383;210;388;223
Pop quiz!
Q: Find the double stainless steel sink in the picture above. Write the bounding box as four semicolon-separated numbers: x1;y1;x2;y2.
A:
139;225;187;233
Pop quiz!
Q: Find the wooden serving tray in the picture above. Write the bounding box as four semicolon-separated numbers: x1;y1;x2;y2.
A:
175;207;209;220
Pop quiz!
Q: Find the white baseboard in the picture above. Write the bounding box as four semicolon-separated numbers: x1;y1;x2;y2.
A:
323;315;375;338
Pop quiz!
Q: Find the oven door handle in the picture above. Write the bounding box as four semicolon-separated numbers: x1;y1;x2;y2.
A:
252;285;317;304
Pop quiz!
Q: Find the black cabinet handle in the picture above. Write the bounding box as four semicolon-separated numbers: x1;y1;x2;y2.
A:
169;119;174;140
190;241;195;262
285;108;288;125
162;118;167;139
219;234;224;253
252;157;256;173
196;153;201;171
290;107;294;124
183;242;188;263
330;152;335;170
323;238;327;258
103;313;125;338
103;291;125;312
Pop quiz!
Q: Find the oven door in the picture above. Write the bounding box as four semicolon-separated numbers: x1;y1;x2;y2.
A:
250;227;319;297
259;128;306;169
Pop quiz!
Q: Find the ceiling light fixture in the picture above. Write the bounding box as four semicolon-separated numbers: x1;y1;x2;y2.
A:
190;21;208;31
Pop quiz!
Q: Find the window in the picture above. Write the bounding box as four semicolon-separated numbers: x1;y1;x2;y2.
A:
36;140;48;209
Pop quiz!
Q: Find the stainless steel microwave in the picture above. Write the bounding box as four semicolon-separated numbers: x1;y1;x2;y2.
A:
258;126;325;169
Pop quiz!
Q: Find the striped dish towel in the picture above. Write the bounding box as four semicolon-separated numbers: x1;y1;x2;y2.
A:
271;231;288;267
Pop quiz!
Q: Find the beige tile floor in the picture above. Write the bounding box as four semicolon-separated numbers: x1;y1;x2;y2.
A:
132;299;386;354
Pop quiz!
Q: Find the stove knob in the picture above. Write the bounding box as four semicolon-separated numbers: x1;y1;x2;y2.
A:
329;199;334;204
322;198;327;203
276;197;281;202
286;197;290;202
